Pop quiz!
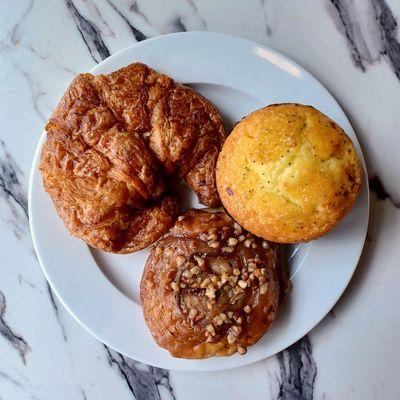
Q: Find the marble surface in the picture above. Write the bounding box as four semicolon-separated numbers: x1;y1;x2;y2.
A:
0;0;399;399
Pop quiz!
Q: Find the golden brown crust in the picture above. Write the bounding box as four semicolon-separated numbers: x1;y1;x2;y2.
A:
140;209;287;359
216;104;362;243
39;63;225;253
94;63;225;205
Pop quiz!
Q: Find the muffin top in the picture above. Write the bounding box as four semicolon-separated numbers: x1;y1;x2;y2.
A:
216;104;362;243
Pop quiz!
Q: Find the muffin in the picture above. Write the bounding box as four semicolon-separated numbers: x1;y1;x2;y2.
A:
216;104;362;243
140;209;288;358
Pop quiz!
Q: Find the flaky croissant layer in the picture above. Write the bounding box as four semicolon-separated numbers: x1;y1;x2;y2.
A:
39;63;226;253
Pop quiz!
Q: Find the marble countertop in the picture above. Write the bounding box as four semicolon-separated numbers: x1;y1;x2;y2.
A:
1;0;399;399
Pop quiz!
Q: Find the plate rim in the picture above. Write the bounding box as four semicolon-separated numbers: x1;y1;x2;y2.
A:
28;31;370;372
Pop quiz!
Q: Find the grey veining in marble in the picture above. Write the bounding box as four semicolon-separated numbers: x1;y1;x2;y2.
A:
130;1;152;25
46;283;68;342
0;368;23;389
369;176;400;208
0;0;33;51
329;0;400;80
276;337;317;400
0;141;28;219
66;0;111;63
105;346;175;400
106;0;147;41
0;290;30;364
0;140;29;243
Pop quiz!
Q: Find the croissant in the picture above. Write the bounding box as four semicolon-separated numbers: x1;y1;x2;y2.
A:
39;63;226;253
140;209;288;358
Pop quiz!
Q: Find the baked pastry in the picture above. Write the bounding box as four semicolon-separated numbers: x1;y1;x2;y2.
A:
39;63;226;253
140;209;287;358
216;104;362;243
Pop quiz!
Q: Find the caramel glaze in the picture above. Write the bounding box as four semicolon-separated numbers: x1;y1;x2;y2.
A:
140;209;289;359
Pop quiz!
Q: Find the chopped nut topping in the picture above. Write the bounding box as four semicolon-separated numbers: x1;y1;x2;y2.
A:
238;235;246;242
229;276;239;286
260;268;266;275
267;312;274;321
194;255;205;267
209;241;220;249
238;346;247;355
227;332;237;344
190;265;200;275
177;215;185;221
176;255;185;266
232;325;242;334
205;285;216;299
227;325;241;342
208;233;218;241
249;273;255;280
213;312;228;326
248;266;255;273
230;293;244;304
262;241;269;249
209;258;230;274
155;247;162;256
207;302;213;310
258;276;266;284
238;280;248;289
180;282;186;289
205;324;216;336
182;269;193;279
243;305;251;314
188;309;198;319
251;242;258;249
260;284;269;294
221;272;228;284
222;246;234;253
171;282;179;292
227;311;234;318
200;278;211;288
233;222;242;233
235;316;243;324
233;268;241;276
211;275;219;284
227;237;238;247
233;286;244;295
244;239;252;248
165;248;173;257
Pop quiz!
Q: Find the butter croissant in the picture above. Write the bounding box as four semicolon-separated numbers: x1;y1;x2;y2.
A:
39;63;225;253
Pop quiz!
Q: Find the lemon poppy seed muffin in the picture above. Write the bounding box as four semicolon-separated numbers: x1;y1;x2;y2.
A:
216;104;362;243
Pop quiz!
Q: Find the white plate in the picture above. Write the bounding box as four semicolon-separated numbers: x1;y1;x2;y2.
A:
29;32;369;372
